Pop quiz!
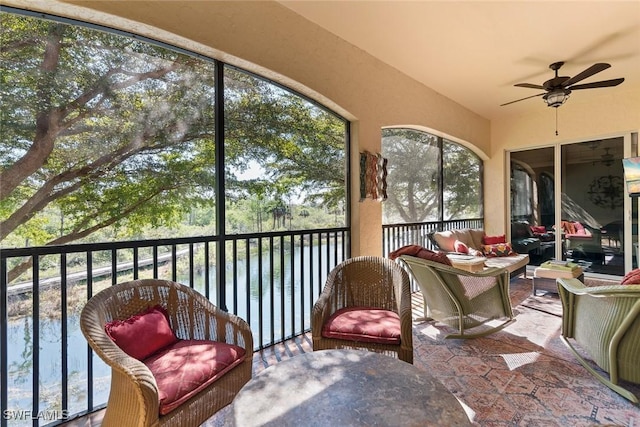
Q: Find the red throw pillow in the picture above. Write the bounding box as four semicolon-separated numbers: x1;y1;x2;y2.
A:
453;240;469;254
388;245;452;266
621;268;640;285
321;307;401;344
483;234;507;245
530;225;546;234
482;243;516;257
105;305;178;360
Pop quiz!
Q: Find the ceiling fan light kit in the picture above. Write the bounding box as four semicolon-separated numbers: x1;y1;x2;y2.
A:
543;89;570;108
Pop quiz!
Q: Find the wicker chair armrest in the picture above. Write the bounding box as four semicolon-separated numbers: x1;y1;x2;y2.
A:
311;292;331;337
557;278;640;297
398;255;507;278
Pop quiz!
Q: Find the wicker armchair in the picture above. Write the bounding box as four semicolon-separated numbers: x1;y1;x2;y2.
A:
398;255;515;339
557;278;640;403
311;256;413;363
80;279;253;427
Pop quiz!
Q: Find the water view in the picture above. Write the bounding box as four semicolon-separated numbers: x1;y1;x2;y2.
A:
6;242;343;426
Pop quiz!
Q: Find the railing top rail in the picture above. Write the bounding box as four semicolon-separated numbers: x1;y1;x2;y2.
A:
0;226;349;259
382;219;484;229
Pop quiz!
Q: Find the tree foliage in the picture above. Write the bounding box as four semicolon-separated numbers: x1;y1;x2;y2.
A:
0;11;346;256
382;128;482;223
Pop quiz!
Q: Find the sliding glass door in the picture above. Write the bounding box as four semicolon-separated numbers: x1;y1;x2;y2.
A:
561;138;625;275
510;135;633;276
510;147;556;265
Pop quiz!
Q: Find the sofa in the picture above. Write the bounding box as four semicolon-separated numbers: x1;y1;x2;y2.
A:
511;221;556;261
510;222;541;256
559;221;603;261
427;228;529;279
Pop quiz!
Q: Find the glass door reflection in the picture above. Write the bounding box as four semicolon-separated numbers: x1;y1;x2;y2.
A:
510;147;556;265
560;138;625;275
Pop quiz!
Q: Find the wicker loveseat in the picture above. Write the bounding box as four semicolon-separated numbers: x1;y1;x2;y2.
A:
80;279;253;427
428;228;530;279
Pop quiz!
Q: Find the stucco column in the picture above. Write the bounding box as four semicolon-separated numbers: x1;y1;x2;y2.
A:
350;120;383;257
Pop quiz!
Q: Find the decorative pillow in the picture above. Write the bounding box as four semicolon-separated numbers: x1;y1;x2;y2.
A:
431;230;458;252
453;240;469;254
565;221;577;235
483;234;507;245
388;245;452;266
105;305;178;360
530;225;546;234
321;307;401;344
145;339;246;415
482;243;516;257
621;268;640;285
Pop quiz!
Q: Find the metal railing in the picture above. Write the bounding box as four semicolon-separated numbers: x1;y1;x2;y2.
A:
382;218;484;256
1;227;348;426
1;218;484;426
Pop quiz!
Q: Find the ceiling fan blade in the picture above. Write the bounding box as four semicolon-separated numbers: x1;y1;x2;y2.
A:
500;92;545;106
561;63;611;87
514;83;545;89
568;78;625;90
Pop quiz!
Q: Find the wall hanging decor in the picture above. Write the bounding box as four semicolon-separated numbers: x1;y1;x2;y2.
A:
587;175;623;209
359;151;388;202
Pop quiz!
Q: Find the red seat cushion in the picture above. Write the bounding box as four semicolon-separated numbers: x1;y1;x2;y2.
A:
621;268;640;285
144;339;246;415
321;307;401;344
105;305;178;360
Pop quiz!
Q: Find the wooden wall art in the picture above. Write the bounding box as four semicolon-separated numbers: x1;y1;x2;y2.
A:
359;151;388;202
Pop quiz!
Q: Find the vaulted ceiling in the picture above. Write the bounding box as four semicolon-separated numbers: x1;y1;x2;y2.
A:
279;1;640;122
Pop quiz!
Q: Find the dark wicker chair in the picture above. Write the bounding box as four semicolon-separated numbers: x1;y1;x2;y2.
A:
80;279;253;427
311;256;414;363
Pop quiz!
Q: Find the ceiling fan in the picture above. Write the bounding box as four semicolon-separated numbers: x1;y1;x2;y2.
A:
501;62;625;108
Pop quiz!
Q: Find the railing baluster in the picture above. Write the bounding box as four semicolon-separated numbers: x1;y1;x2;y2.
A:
0;257;7;427
280;235;285;342
86;252;93;411
257;238;263;348
189;243;194;288
133;247;139;280
269;236;275;345
32;256;40;427
61;253;68;414
290;235;296;338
